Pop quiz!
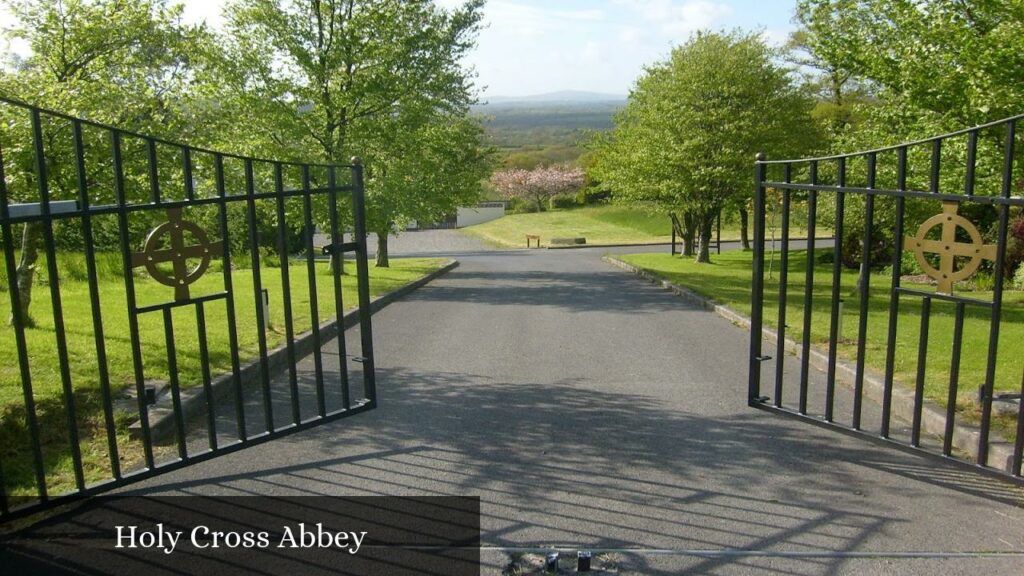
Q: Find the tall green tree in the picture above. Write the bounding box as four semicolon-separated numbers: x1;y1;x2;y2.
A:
214;0;487;266
0;0;206;325
363;104;491;266
591;31;818;262
795;0;1024;129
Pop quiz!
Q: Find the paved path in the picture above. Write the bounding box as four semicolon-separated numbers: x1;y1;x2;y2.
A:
125;234;1023;574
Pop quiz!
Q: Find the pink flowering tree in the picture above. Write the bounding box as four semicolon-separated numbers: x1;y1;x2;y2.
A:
490;165;585;212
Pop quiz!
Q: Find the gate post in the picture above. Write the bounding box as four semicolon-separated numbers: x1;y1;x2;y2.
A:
749;153;767;405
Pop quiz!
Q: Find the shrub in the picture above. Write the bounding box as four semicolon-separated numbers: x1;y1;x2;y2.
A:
900;249;924;276
1004;214;1024;278
1013;264;1024;291
549;194;577;210
507;198;538;214
840;228;894;270
972;271;996;292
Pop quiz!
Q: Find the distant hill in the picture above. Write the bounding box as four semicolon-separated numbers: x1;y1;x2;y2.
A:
480;91;627;105
472;93;625;152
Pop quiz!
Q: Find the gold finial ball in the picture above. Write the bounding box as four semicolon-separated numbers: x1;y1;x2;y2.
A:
755;152;766;162
351;156;363;166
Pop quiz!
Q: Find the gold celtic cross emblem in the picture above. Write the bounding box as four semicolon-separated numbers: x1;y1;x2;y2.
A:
904;201;997;294
131;208;224;302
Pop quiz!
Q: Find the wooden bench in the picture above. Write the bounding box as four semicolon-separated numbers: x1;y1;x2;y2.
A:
525;234;540;248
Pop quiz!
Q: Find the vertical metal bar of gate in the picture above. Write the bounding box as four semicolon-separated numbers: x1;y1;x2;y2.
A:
351;159;377;404
244;158;275;434
978;121;1014;466
274;162;301;426
824;158;846;423
214;153;248;442
31;111;86;492
852;153;876;430
773;165;792;408
73;121;121;478
301;165;327;418
327;166;352;411
748;153;767;405
799;161;818;415
881;147;907;439
112;131;156;470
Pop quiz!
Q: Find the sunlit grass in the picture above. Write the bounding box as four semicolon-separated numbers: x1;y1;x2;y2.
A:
462;204;824;248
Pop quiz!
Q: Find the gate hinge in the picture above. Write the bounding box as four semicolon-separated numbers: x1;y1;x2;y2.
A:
755;356;773;362
976;386;1022;402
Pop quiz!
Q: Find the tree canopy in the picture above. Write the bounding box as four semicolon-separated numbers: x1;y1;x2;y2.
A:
0;0;208;324
490;165;585;212
795;0;1024;130
212;0;490;265
590;31;818;262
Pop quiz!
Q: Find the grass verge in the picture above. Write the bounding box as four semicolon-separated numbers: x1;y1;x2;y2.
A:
461;204;823;248
0;257;447;497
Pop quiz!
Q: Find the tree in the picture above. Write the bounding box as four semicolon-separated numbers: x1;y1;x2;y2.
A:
490;166;585;213
787;2;876;140
590;31;818;263
795;0;1024;129
214;0;486;267
363;105;491;266
0;0;205;325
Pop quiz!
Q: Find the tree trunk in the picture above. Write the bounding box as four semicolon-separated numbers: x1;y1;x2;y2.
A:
375;231;389;268
739;207;750;250
682;212;696;257
11;222;40;327
534;194;545;212
695;211;716;264
331;252;345;275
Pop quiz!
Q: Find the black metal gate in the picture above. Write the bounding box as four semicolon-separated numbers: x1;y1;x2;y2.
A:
0;97;377;521
749;115;1024;481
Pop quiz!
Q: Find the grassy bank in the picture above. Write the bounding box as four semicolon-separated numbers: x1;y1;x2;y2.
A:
0;257;447;497
617;251;1024;439
461;205;822;248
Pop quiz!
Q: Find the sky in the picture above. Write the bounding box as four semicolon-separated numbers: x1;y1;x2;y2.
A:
3;0;800;98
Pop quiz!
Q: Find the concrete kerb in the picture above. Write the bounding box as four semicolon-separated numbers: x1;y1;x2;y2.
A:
602;255;1018;474
132;259;461;441
544;236;824;250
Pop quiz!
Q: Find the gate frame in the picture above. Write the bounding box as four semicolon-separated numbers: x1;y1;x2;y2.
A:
0;96;378;522
748;116;1024;483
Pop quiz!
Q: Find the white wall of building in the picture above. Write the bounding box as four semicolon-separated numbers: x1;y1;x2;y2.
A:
456;204;505;228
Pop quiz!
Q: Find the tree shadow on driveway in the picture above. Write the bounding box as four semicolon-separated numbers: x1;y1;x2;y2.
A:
134;366;1024;573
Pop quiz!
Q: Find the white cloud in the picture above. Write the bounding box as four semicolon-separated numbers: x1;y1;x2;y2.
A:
760;28;790;47
177;0;226;29
617;26;643;44
613;0;733;37
433;0;471;10
486;0;604;37
581;41;602;63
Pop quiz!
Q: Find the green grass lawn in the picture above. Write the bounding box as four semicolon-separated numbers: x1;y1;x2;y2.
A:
461;204;821;248
618;250;1024;440
0;256;447;497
